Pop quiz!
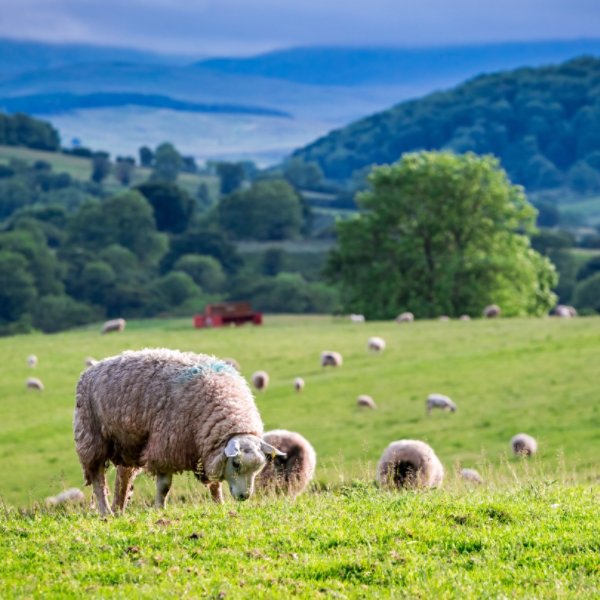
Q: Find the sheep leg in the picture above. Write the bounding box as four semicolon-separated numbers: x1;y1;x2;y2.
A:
112;466;140;513
154;472;173;509
91;465;112;516
208;481;223;504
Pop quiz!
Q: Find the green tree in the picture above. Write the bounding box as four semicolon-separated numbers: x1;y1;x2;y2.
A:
114;157;135;186
216;162;245;195
90;152;111;184
136;182;195;233
572;273;600;313
151;142;182;183
326;151;557;319
173;254;226;293
283;157;324;190
139;146;154;167
217;179;303;240
0;251;37;329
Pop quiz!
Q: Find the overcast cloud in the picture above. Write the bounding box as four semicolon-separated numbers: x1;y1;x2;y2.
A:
0;0;598;56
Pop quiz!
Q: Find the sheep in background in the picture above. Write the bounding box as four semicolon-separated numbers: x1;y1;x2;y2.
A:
27;354;38;368
483;304;501;318
101;318;126;334
294;377;305;392
26;377;44;391
74;348;284;515
426;393;457;415
251;370;269;392
459;314;471;321
321;351;343;367
349;314;365;323
367;336;386;353
511;433;538;456
84;357;98;368
438;315;450;321
357;394;377;409
255;429;316;498
460;468;483;485
223;358;241;372
553;305;577;318
377;440;444;489
46;487;85;506
396;312;414;323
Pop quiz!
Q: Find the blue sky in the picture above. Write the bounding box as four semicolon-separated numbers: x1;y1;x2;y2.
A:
0;0;599;56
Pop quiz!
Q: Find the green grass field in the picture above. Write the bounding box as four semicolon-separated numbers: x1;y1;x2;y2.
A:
1;315;598;597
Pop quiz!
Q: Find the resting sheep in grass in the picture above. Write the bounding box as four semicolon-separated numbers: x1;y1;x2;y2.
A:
74;348;284;516
511;433;538;456
357;394;377;409
26;377;44;391
321;351;343;367
251;370;269;392
396;312;414;323
367;336;386;353
255;430;316;497
46;487;86;506
483;304;501;318
294;377;305;392
459;314;471;321
426;393;457;415
460;468;483;485
377;440;444;489
101;318;126;334
350;314;365;323
27;354;38;368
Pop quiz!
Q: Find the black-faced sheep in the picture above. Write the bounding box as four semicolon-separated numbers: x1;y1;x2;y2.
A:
74;348;284;515
367;336;386;352
483;304;501;318
377;440;444;489
27;354;38;367
426;393;457;415
26;377;44;390
255;429;316;498
294;377;305;392
101;318;126;334
396;312;415;323
251;370;269;392
357;394;377;409
321;351;343;367
511;433;538;456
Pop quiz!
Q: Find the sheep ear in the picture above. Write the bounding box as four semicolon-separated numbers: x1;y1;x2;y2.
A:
224;438;241;458
261;440;286;459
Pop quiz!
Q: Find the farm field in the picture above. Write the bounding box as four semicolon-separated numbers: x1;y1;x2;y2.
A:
0;315;599;597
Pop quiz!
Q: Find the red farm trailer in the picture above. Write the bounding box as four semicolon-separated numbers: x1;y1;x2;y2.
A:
193;302;263;328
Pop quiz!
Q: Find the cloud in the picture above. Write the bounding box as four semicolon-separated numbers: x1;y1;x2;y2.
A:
0;0;598;56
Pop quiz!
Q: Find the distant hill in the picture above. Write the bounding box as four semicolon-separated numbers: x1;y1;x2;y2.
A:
291;56;600;196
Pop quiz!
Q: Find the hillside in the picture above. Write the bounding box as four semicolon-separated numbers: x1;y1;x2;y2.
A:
292;56;600;197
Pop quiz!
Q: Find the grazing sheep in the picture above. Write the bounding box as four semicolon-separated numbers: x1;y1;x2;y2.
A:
255;430;316;497
553;304;577;318
396;312;415;323
349;314;365;323
84;357;98;368
483;304;501;318
26;377;44;391
223;357;241;372
101;318;126;334
367;336;386;352
251;370;269;392
46;487;86;506
27;354;38;368
511;433;538;456
459;314;471;321
294;377;305;392
74;348;284;516
438;315;450;321
377;440;444;489
460;468;483;485
426;393;457;415
357;394;377;409
321;351;343;367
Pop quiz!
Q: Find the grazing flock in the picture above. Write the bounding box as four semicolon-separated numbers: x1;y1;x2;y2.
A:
21;308;563;512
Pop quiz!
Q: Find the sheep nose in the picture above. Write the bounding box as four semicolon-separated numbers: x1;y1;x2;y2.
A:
237;491;250;501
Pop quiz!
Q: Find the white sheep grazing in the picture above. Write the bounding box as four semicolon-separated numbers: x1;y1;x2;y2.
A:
26;377;44;391
377;440;444;489
511;433;538;456
483;304;501;318
74;348;284;515
367;336;386;353
426;393;457;415
321;351;343;367
396;312;415;323
459;314;471;321
357;394;377;409
84;357;98;368
294;377;305;392
101;318;126;334
460;468;483;485
350;314;365;323
255;429;316;498
27;354;38;368
46;487;86;506
553;304;577;318
438;315;450;321
251;370;269;392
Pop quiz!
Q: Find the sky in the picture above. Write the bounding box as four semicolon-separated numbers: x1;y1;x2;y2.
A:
0;0;599;57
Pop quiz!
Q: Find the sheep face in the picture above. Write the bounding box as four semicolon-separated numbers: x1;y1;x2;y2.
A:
222;435;284;501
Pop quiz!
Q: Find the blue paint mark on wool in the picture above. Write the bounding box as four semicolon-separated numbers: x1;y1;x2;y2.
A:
176;360;236;383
